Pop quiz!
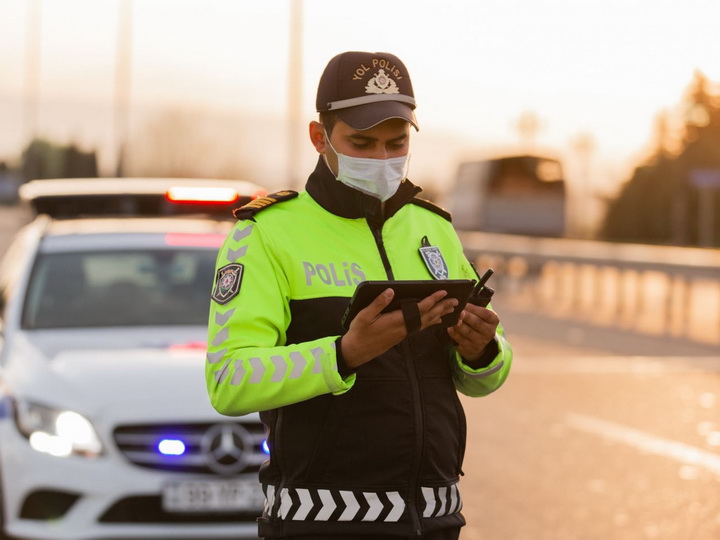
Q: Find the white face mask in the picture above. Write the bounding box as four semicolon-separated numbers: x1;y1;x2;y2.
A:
325;134;410;202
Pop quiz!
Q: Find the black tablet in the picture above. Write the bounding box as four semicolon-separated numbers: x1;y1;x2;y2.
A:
341;279;475;330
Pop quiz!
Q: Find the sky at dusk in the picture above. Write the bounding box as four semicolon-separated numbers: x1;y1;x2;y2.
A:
1;0;719;214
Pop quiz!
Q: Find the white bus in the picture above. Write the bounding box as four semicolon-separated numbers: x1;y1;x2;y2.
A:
446;154;566;237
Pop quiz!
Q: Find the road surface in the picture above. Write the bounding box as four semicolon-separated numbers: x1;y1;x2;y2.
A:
460;306;720;540
2;204;718;539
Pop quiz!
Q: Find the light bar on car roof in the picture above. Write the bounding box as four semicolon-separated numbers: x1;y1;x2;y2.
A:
163;233;225;247
19;177;269;219
165;186;240;204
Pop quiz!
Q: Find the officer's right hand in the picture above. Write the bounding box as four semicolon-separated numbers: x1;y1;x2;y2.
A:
340;288;458;369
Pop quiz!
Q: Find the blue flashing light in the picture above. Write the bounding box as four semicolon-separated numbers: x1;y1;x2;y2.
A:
158;439;186;456
261;439;270;455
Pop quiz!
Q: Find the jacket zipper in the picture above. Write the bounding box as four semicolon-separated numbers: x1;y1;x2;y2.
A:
270;409;286;519
372;227;394;280
370;222;424;536
403;338;425;536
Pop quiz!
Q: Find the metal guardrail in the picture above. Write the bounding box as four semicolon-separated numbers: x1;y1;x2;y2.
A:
458;231;720;345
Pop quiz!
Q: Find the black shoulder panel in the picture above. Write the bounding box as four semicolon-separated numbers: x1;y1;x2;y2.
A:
233;190;298;220
409;197;452;222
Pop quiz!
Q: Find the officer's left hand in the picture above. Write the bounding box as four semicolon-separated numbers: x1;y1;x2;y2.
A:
447;303;499;363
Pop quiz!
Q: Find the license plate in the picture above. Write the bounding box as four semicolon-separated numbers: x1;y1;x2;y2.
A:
162;479;265;512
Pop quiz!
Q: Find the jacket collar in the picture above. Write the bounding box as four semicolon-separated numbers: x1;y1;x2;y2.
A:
305;156;422;226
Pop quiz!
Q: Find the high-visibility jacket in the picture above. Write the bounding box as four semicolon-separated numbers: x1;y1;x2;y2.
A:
206;157;512;538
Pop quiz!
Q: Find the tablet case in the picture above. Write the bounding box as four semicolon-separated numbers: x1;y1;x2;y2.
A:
341;279;475;330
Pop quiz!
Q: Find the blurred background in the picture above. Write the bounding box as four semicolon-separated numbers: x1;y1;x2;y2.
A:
1;1;719;539
1;0;720;242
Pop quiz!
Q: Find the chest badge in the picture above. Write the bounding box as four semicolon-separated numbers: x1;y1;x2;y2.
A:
419;236;449;280
212;263;244;304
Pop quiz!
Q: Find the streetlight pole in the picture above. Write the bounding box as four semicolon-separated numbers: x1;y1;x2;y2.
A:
287;0;303;190
114;0;133;177
23;0;42;177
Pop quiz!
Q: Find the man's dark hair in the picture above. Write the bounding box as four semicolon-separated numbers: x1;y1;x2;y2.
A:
319;111;339;136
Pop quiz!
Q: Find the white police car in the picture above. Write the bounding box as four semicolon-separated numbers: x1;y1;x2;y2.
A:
0;178;269;540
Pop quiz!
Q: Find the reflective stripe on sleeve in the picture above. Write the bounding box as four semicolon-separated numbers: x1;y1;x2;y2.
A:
460;359;505;378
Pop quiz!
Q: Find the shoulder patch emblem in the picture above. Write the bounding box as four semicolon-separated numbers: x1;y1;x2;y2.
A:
212;263;244;304
233;190;298;220
419;245;449;280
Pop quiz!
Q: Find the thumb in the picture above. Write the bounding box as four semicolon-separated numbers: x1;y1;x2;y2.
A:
356;288;395;324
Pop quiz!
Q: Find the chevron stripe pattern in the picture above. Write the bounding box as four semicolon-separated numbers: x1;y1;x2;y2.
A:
263;485;405;522
262;483;462;523
421;484;463;517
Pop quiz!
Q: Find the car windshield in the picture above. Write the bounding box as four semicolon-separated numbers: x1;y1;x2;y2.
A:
22;249;217;329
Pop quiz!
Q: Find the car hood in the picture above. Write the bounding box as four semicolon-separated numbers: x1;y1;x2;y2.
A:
5;330;245;424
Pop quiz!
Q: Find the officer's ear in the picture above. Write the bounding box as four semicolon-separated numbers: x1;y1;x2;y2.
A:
309;121;327;154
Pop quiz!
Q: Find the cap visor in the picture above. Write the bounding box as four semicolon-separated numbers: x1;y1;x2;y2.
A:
337;101;419;131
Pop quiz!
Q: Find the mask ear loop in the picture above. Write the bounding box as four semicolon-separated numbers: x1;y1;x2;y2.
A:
321;126;338;177
320;124;338;176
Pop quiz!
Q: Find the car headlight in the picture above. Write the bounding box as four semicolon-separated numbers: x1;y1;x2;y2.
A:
14;400;103;457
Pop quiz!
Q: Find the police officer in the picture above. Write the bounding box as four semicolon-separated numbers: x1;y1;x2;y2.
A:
206;51;512;540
